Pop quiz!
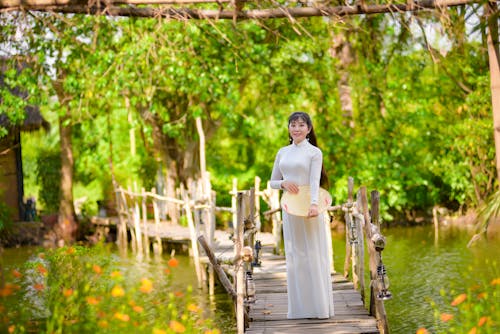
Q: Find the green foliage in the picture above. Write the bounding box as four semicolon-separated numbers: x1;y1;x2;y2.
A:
0;200;13;232
0;244;220;333
35;148;61;213
2;9;496;224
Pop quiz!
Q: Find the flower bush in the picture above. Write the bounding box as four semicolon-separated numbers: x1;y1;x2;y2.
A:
0;244;220;334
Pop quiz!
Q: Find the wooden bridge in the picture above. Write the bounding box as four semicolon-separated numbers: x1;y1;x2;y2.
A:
245;248;380;334
91;175;391;333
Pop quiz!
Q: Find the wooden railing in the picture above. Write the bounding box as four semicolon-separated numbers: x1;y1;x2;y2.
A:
336;177;391;334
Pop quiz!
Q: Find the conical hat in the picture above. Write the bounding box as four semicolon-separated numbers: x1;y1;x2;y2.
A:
280;186;332;217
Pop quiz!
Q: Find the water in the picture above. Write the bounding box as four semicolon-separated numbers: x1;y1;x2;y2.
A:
332;224;500;333
2;225;498;334
0;245;236;333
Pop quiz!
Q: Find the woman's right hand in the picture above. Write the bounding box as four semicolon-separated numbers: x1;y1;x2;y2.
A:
282;181;299;194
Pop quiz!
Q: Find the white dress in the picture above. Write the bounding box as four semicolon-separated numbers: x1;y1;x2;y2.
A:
270;140;335;319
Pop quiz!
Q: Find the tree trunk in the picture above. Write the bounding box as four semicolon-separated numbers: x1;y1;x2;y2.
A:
57;110;77;245
330;33;355;128
486;2;500;185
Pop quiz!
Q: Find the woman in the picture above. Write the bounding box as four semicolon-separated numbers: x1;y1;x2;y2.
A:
270;111;334;319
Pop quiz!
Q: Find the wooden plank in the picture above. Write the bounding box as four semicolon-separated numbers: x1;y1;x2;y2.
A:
245;249;380;333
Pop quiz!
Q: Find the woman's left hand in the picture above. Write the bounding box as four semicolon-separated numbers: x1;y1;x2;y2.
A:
308;204;319;217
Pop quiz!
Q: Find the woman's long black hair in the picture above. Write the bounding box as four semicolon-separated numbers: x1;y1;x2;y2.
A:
288;111;329;189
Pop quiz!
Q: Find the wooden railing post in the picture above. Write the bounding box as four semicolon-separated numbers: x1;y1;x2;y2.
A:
235;192;245;334
141;187;150;257
151;187;163;255
370;190;390;334
181;187;203;289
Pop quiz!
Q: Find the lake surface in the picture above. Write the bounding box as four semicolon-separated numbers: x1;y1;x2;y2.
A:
2;224;498;333
331;224;499;333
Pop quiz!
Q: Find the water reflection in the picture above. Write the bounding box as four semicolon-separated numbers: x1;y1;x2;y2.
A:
1;245;237;333
3;224;498;334
332;225;499;333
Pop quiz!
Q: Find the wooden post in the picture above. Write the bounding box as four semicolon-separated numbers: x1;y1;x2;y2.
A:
133;185;143;257
432;206;439;246
182;188;203;289
355;188;366;305
124;187;137;253
141;188;150;257
151;188;163;255
254;176;261;232
370;190;389;334
231;178;238;232
269;183;282;254
343;177;354;278
115;187;127;250
207;173;216;296
235;192;245;334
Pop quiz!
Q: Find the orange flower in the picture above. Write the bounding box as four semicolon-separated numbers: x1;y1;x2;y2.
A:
468;327;477;334
8;325;15;333
110;271;122;278
168;258;179;268
0;287;13;297
187;303;200;313
86;296;100;305
491;277;500;286
139;278;153;293
451;293;467;306
416;328;429;334
169;320;186;333
92;264;102;275
164;268;171;275
66;247;76;254
204;330;221;334
174;291;184;297
111;285;125;297
33;283;44;291
63;288;74;297
97;320;108;328
478;316;490;327
440;313;454;322
113;312;130;322
12;269;22;279
153;329;167;334
477;292;487;300
132;305;144;313
37;264;48;276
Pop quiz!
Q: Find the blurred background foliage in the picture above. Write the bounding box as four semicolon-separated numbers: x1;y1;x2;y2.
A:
0;7;495;224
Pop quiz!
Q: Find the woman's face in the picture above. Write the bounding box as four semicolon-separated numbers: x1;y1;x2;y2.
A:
288;117;310;144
